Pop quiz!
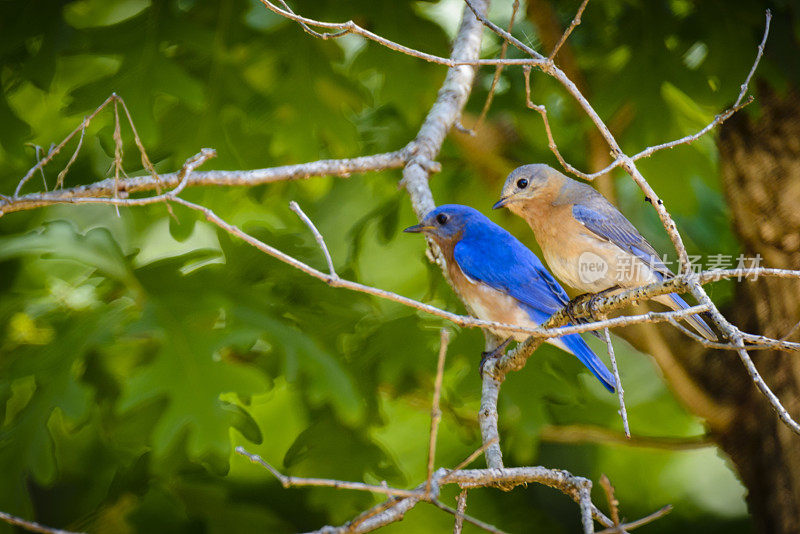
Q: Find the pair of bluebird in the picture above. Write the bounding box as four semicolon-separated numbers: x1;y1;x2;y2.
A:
404;164;715;393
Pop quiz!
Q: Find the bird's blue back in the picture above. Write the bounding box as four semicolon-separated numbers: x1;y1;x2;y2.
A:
451;208;570;319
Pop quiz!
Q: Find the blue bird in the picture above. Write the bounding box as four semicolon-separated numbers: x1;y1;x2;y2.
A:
404;204;615;392
493;164;716;341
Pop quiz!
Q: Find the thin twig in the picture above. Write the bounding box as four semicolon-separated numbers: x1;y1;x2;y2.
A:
471;0;520;132
523;66;603;179
735;343;800;434
275;0;350;40
666;317;800;352
235;447;421;498
735;10;771;107
599;475;621;527
549;0;590;61
462;0;545;60
115;94;161;189
345;496;404;533
780;318;800;341
14;94;117;196
112;98;124;217
259;0;546;69
445;438;499;477
431;499;506;534
540;424;711;450
603;328;630;438
454;490;468;534
685;284;800;435
289;201;337;278
596;505;673;534
55;120;87;190
0;511;84;534
426;329;451;497
24;144;49;192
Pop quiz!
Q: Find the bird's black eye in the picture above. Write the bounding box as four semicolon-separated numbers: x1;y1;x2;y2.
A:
516;178;529;189
436;213;448;225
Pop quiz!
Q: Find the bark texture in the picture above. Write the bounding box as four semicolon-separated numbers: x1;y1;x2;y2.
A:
713;86;800;534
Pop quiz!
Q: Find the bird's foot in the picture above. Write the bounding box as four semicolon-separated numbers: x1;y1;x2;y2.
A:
565;286;621;322
479;337;512;376
565;292;597;322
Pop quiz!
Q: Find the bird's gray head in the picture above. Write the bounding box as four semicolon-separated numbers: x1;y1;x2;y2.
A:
493;164;566;211
403;204;483;244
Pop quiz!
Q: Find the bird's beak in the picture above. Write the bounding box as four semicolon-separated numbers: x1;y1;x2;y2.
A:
403;223;434;233
492;196;512;210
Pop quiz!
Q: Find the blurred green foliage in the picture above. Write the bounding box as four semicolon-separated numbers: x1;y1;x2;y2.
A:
1;0;795;532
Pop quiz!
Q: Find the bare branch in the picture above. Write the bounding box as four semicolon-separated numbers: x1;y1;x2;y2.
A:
235;447;421;499
685;285;800;435
1;146;413;217
471;0;521;133
735;343;800;434
600;474;621;530
523;66;604;180
54;121;87;190
14;94;117;197
446;467;614;528
289;201;337;278
0;511;83;534
426;329;451;497
466;5;770;275
446;438;498;475
112;97;124;212
596;505;673;534
548;0;590;61
667;317;800;352
780;318;800;341
603;328;630;438
479;368;504;469
463;0;545;60
736;10;772;107
454;490;468;534
24;144;48;191
239;454;657;534
274;0;349;40
579;480;595;534
431;499;506;534
540;425;711;451
259;0;545;69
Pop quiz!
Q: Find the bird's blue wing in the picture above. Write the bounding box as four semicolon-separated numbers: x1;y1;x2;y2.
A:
453;227;568;315
453;219;615;392
572;203;672;277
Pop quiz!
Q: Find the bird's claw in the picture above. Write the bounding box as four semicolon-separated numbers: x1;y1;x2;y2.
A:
565;286;620;322
565;292;596;322
479;337;512;376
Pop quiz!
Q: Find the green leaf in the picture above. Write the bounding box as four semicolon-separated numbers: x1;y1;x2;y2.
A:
0;221;136;287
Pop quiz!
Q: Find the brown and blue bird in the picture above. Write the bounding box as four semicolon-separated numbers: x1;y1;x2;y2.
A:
493;164;716;341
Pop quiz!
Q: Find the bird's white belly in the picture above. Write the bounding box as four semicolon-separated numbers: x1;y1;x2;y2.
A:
460;282;538;342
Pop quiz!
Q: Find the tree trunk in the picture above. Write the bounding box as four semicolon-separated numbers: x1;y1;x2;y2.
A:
709;86;800;534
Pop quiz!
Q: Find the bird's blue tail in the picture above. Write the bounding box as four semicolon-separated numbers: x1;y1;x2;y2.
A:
558;334;616;393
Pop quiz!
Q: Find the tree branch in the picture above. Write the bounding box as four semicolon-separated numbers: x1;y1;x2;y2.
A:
0;511;83;534
539;424;712;451
603;328;630;438
1;146;413;217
